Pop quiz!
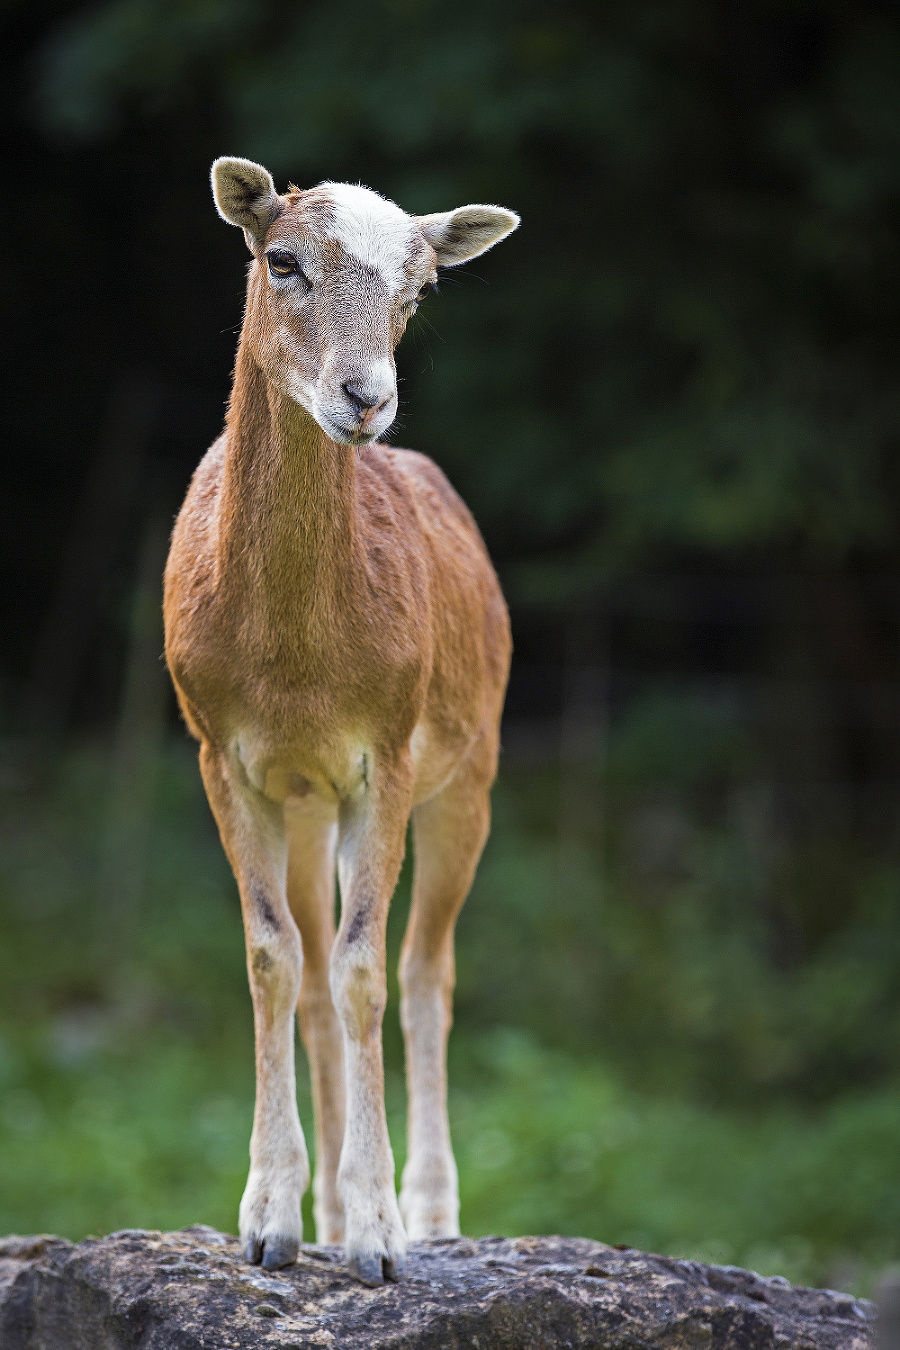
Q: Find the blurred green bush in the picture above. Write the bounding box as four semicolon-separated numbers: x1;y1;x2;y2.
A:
0;731;896;1295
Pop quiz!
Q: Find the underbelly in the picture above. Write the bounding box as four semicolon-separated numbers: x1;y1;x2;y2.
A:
264;766;328;803
235;725;362;805
235;718;472;808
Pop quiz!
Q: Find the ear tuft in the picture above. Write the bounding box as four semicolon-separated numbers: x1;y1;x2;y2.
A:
211;157;279;245
416;204;520;267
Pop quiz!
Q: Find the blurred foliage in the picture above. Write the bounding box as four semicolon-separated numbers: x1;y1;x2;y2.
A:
463;698;900;1103
28;0;900;579
0;736;898;1294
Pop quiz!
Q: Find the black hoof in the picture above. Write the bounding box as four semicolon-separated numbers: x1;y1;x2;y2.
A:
261;1235;299;1269
350;1253;385;1286
243;1235;262;1264
383;1252;405;1282
349;1252;406;1285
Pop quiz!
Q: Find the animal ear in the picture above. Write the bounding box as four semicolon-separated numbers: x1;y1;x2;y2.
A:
416;204;520;266
211;157;280;246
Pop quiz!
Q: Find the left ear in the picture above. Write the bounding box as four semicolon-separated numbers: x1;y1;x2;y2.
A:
416;204;520;266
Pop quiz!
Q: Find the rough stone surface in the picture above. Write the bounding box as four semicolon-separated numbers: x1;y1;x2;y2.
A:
0;1226;874;1348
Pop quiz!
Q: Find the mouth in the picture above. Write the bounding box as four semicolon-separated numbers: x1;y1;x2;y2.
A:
317;408;383;447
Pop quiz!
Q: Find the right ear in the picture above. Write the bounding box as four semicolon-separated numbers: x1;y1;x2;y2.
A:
416;203;520;266
211;157;280;248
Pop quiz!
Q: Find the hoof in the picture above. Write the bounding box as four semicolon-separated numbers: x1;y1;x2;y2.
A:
349;1251;406;1286
243;1234;299;1269
383;1251;405;1282
261;1235;299;1269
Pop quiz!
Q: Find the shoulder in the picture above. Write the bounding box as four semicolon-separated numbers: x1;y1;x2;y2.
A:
169;434;226;560
361;444;477;529
178;434;226;515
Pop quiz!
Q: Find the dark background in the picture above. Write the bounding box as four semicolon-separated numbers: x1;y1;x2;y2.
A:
1;0;899;1292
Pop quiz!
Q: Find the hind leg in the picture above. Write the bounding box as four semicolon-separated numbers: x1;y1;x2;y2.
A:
399;734;495;1238
285;794;345;1245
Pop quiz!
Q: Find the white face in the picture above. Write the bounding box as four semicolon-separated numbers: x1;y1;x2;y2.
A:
247;183;437;446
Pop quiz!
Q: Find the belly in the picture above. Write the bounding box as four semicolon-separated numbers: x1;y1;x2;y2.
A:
234;717;472;809
235;726;370;806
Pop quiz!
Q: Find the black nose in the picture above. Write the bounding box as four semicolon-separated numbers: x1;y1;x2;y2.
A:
342;380;380;416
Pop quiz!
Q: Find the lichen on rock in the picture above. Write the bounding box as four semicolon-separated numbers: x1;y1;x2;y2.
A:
0;1226;874;1348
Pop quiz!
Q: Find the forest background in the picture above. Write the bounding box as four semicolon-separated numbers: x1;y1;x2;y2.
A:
1;0;899;1297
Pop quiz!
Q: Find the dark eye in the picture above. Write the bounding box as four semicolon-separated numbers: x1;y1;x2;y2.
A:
267;251;302;279
405;282;436;313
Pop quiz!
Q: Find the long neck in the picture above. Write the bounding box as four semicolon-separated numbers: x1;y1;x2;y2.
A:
217;333;357;628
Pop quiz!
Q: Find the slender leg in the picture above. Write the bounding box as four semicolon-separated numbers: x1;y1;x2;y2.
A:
399;735;495;1239
199;743;308;1269
330;756;413;1285
285;794;345;1245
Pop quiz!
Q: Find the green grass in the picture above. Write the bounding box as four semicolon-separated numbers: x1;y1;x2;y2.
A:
0;734;896;1296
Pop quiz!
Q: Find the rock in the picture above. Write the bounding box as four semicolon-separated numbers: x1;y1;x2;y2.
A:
0;1225;874;1348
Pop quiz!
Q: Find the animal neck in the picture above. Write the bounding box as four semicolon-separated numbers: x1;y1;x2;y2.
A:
218;333;357;620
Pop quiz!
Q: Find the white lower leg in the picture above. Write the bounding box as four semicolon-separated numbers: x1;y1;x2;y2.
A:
299;984;345;1243
240;923;309;1267
399;955;459;1238
331;941;406;1284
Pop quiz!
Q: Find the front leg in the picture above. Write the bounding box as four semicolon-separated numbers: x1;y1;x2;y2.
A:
331;755;413;1285
199;745;309;1269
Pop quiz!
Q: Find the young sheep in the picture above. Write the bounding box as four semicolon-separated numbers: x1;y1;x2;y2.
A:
164;158;518;1284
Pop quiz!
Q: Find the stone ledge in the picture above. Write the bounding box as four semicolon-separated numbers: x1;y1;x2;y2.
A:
0;1225;875;1348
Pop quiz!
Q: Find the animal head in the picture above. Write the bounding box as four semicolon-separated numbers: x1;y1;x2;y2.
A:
212;157;519;446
